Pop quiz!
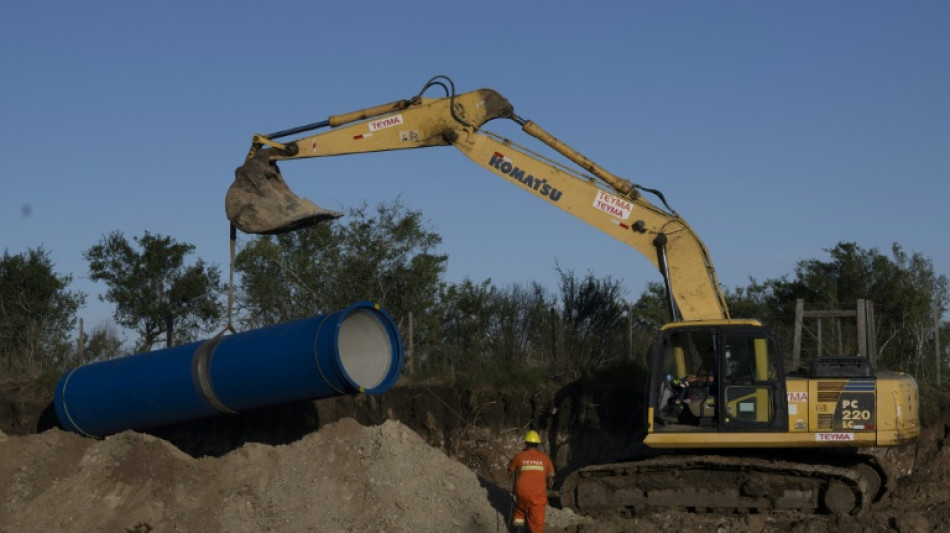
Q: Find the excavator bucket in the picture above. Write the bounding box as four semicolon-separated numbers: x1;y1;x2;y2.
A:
226;148;342;234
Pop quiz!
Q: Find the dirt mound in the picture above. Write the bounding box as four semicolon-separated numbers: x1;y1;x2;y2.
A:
0;418;586;532
2;376;948;532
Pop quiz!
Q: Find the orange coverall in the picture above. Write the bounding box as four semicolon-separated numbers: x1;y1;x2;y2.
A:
508;447;555;533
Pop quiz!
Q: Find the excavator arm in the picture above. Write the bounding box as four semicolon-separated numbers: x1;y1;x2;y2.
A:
225;76;729;321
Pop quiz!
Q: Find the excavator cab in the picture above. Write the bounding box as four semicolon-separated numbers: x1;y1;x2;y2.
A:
650;321;788;435
226;147;341;235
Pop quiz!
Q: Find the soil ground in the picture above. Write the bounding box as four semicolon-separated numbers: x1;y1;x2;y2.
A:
1;372;947;532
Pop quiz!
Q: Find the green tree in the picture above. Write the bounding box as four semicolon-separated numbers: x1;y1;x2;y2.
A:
491;281;552;367
890;245;948;378
83;322;125;362
631;281;670;329
84;231;224;351
434;278;500;378
556;267;628;375
724;279;775;322
236;199;447;339
0;247;85;376
629;242;950;377
433;278;557;385
746;242;947;374
435;269;632;380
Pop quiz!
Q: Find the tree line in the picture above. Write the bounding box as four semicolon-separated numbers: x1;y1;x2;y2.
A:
1;200;947;385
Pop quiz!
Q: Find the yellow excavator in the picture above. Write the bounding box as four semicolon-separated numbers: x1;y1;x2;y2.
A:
225;75;919;515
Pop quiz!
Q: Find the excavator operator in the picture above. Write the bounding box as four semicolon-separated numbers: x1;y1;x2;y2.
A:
659;343;718;424
508;430;555;533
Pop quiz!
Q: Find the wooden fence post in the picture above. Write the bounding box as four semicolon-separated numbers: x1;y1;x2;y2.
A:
793;299;804;370
793;300;875;369
856;299;867;358
407;311;414;382
77;318;85;365
936;303;942;386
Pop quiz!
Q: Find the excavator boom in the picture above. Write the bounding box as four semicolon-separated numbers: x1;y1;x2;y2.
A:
225;75;729;321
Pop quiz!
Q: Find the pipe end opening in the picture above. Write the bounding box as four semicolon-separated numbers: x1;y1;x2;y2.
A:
337;309;396;391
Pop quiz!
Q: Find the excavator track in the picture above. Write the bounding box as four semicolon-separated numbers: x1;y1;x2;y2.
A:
560;454;886;517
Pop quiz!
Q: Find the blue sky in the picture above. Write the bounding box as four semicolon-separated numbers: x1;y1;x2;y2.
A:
2;1;948;335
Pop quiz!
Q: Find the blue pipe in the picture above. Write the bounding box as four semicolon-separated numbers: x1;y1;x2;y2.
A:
54;301;403;437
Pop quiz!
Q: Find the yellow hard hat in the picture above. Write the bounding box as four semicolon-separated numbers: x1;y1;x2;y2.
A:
524;430;541;444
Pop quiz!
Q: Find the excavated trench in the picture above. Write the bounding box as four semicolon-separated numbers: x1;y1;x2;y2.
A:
1;370;947;532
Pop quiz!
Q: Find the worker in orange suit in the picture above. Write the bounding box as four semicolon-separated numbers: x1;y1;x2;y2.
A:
508;430;555;533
